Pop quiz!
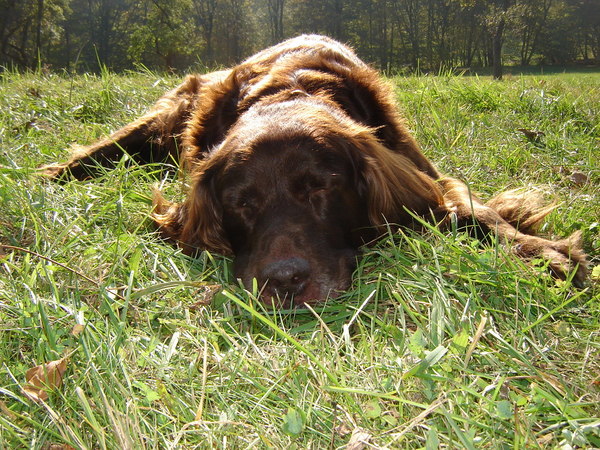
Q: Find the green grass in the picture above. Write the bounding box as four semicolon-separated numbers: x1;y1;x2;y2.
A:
0;68;599;448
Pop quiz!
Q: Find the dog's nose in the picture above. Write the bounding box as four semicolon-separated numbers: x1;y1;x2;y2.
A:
261;257;310;297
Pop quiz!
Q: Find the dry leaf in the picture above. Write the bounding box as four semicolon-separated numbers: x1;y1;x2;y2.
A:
537;431;555;446
0;400;16;419
189;284;222;310
569;171;589;186
517;128;545;141
346;428;371;450
22;357;68;403
71;324;85;337
334;422;353;437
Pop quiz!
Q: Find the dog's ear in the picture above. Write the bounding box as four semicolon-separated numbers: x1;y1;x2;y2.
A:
152;162;231;256
305;58;437;177
350;133;445;228
183;71;242;161
300;56;403;151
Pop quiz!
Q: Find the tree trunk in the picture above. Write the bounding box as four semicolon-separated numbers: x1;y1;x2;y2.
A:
492;17;505;80
195;0;216;65
267;0;285;44
329;0;343;40
35;0;44;63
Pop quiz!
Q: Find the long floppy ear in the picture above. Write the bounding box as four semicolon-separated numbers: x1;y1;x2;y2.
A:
293;55;437;176
353;134;446;228
182;70;242;163
152;164;232;256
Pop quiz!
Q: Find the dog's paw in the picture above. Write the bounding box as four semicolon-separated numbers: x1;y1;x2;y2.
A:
38;162;90;182
38;163;67;180
514;231;587;287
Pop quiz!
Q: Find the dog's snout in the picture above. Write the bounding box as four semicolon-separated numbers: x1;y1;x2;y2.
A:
261;257;310;296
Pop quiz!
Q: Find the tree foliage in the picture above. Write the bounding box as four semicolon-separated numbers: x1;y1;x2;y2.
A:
0;0;597;72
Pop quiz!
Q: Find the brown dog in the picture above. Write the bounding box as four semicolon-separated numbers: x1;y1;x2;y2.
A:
42;35;587;307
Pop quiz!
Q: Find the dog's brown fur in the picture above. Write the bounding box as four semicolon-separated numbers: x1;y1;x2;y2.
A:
41;35;587;306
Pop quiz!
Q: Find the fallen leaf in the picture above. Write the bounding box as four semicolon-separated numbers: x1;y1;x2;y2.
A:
537;432;554;446
189;284;222;310
517;128;545;141
334;422;353;437
282;407;305;436
496;400;513;419
0;400;16;419
591;265;600;281
569;171;589;186
364;400;382;419
346;428;371;450
22;357;68;403
71;324;85;337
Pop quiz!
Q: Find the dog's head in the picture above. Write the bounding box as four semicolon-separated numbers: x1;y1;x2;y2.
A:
153;97;443;307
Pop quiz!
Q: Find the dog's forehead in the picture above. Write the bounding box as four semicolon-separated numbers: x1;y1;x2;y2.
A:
224;134;344;174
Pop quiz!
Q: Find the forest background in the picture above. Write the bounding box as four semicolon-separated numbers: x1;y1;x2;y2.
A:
1;0;599;78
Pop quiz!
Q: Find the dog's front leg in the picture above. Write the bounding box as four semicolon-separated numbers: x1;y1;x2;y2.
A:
40;74;206;180
438;177;587;286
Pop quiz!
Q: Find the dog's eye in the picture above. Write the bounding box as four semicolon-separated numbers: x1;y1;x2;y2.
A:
308;173;340;197
239;193;261;216
309;187;327;197
236;199;258;221
233;188;260;212
295;173;339;203
239;199;254;210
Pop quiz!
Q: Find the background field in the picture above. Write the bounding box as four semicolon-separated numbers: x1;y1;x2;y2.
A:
0;70;598;448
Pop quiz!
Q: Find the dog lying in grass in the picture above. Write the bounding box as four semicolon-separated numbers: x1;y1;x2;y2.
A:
42;35;587;307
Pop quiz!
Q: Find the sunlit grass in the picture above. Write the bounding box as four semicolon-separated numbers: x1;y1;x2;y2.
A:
0;69;598;448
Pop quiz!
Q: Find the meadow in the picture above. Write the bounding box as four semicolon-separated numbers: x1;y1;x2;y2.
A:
0;68;598;448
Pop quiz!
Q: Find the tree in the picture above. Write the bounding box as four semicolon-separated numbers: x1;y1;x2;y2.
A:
126;0;201;70
191;0;218;65
267;0;285;44
1;0;596;72
392;0;423;69
226;0;246;62
454;1;486;67
0;0;69;68
571;0;600;61
87;0;128;67
484;0;515;79
538;0;579;64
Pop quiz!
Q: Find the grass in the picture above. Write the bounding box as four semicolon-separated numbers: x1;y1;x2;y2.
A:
0;68;598;448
